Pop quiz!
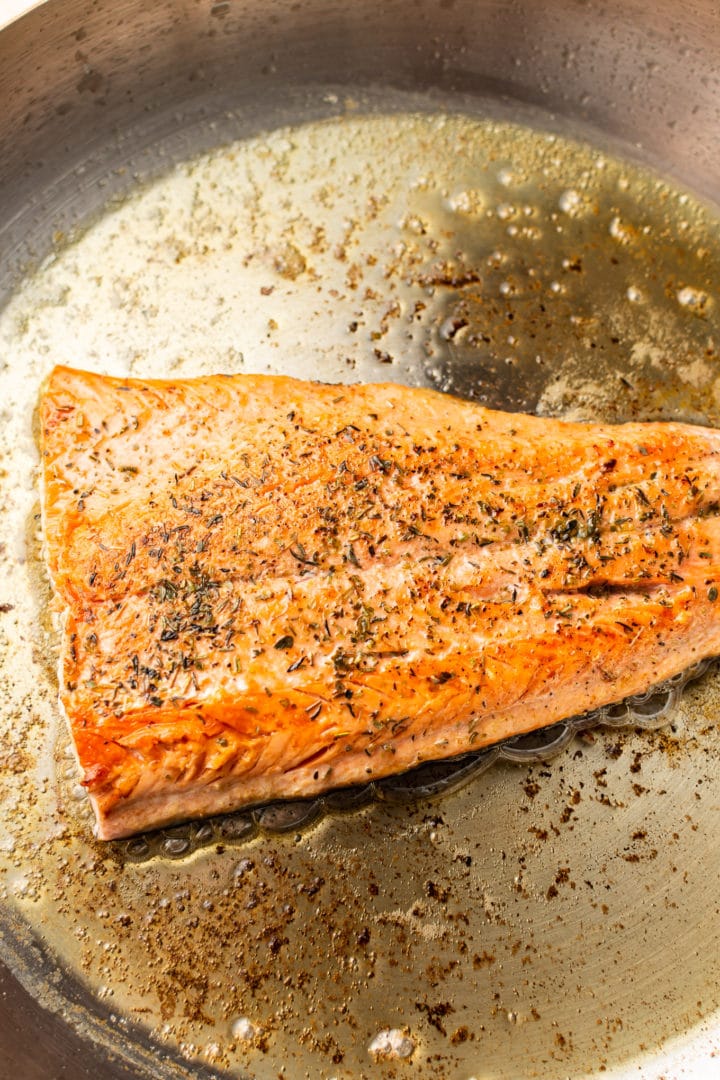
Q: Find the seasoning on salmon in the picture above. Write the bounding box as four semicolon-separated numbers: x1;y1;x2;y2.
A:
39;365;720;840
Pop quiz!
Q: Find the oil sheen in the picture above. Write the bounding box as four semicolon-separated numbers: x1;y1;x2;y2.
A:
0;111;719;1080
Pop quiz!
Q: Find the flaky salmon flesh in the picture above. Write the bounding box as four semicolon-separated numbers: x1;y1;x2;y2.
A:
39;366;720;840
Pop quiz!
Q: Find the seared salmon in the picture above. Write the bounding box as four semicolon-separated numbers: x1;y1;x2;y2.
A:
39;366;720;839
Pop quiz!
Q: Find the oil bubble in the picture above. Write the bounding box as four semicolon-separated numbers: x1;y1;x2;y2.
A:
609;215;635;243
677;285;709;312
162;835;190;857
446;190;483;215
558;189;583;215
125;837;150;859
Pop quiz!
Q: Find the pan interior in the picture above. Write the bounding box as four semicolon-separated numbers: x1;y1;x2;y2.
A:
0;107;719;1079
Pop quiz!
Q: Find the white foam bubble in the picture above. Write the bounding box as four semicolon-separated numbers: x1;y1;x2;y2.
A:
231;1016;257;1041
368;1028;415;1059
558;189;582;214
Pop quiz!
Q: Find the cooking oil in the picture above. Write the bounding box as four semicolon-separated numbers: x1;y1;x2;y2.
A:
0;110;719;1080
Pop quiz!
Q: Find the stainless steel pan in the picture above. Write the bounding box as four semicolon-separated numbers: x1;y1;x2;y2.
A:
1;2;719;1077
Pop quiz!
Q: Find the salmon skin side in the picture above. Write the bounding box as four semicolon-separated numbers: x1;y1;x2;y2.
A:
39;365;720;840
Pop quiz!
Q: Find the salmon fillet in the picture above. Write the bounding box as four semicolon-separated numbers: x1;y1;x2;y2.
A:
39;365;720;839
